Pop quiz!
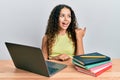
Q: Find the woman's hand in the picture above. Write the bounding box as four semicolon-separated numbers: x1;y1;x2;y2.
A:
75;27;86;40
57;54;70;61
50;54;70;61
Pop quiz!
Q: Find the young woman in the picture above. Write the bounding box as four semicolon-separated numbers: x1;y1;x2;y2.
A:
42;4;86;61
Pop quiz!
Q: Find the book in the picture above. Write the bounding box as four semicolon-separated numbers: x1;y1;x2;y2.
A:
75;62;112;77
73;52;111;65
72;59;111;69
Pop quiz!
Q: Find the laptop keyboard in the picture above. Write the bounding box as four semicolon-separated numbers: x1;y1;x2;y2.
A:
48;67;59;74
46;61;67;74
46;61;65;68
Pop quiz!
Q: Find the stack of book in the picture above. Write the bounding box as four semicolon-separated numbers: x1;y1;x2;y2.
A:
72;52;112;77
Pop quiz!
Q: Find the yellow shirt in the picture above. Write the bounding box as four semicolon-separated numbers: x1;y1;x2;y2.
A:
50;33;75;57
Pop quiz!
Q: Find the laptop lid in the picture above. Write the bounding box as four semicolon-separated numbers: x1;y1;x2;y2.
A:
5;42;50;77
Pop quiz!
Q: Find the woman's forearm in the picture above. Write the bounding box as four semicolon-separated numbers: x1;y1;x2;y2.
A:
76;38;84;55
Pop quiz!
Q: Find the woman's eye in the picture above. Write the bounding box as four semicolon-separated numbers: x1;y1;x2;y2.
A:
60;15;64;17
68;15;71;18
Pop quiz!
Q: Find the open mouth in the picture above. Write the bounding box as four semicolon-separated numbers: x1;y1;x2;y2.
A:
62;22;69;27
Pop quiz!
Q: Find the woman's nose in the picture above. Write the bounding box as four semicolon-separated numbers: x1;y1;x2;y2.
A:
64;16;68;21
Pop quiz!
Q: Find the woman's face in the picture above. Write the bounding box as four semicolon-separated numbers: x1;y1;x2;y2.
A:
58;7;71;31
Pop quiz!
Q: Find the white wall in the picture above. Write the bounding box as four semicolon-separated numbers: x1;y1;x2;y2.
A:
0;0;120;59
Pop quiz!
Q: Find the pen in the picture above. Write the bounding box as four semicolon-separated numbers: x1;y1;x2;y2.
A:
80;55;106;58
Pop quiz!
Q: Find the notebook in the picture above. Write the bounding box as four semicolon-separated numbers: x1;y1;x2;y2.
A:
5;42;67;77
73;52;111;65
72;59;111;69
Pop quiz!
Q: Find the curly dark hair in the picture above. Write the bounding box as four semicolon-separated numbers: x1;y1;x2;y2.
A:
45;4;78;55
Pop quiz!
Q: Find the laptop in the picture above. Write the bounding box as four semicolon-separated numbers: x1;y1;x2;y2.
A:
5;42;67;77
